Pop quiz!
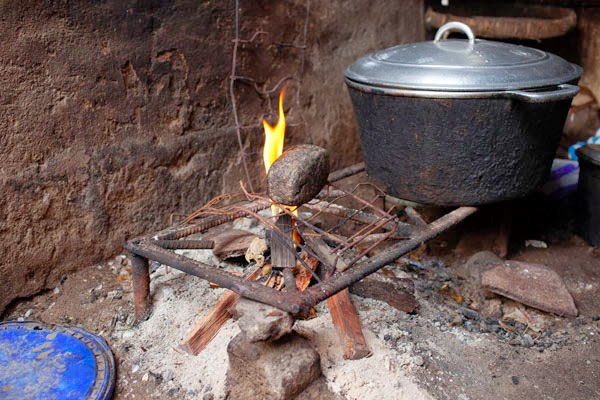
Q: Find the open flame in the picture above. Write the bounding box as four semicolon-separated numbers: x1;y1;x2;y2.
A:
263;89;286;174
262;90;301;245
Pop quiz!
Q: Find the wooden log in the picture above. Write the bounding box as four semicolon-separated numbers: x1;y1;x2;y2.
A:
271;213;296;270
327;288;372;360
179;266;262;355
302;230;371;359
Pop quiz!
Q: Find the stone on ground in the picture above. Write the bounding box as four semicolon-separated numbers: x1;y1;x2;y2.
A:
481;260;578;317
226;332;321;400
232;298;294;342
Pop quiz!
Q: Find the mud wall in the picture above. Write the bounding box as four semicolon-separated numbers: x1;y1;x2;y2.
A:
0;1;423;313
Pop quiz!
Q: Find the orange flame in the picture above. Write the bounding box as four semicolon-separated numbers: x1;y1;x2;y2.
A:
263;90;286;174
262;89;301;246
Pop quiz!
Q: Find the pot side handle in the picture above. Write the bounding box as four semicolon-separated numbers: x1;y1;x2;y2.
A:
504;84;579;103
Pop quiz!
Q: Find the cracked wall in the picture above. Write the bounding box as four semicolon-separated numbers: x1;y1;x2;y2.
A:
0;0;423;313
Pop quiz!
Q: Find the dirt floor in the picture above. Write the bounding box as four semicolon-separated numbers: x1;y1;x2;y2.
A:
2;191;600;399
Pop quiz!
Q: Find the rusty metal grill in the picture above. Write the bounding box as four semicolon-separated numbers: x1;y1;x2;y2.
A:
125;163;477;319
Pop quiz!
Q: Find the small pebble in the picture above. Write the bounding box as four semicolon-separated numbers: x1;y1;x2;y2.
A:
459;307;480;321
412;355;425;367
511;376;519;385
521;334;534;348
53;287;60;294
132;364;140;373
24;309;33;318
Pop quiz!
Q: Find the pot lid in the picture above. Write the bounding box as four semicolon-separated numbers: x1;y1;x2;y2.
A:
345;22;582;92
576;144;600;167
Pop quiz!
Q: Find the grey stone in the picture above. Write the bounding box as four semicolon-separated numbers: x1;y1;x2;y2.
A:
267;145;330;207
482;260;578;317
233;298;294;342
226;332;321;400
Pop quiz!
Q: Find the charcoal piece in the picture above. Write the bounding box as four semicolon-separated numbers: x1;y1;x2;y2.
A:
350;279;418;314
267;145;330;206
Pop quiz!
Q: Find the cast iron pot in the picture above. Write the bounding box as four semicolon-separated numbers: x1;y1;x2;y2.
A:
345;22;582;206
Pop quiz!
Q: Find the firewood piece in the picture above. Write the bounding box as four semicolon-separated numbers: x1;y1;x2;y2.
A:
271;213;296;269
293;252;320;291
301;230;346;275
204;229;259;260
301;230;370;359
350;279;419;314
327;288;372;360
267;145;330;207
179;266;262;355
481;260;578;317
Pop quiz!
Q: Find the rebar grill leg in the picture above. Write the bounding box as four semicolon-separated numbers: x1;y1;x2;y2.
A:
131;253;151;322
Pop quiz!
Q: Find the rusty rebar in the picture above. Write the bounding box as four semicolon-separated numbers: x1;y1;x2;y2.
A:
297;207;478;310
131;253;151;322
126;239;303;314
157;201;270;240
153;239;215;250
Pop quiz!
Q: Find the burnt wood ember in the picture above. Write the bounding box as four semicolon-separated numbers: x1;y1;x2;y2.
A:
267;144;330;207
350;279;418;314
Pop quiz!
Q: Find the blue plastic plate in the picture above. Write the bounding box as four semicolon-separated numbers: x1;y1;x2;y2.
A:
0;321;115;400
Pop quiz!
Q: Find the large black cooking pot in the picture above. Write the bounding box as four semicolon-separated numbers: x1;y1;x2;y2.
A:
345;22;582;206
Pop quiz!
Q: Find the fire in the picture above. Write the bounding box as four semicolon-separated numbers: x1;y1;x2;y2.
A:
262;90;301;245
263;89;286;174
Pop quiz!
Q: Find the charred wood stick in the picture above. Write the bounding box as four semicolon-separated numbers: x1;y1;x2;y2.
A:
283;268;298;292
271;213;297;270
404;206;427;226
327;162;365;183
493;204;513;258
350;279;418;314
301;229;346;276
179;265;262;355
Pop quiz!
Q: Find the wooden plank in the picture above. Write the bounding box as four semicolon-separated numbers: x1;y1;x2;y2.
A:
179;266;262;355
271;213;296;269
327;288;372;360
302;230;371;359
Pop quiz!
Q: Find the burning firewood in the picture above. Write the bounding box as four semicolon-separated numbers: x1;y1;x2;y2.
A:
179;266;262;355
302;231;372;359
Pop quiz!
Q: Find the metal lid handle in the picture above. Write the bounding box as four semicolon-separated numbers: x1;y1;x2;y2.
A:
434;22;476;45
